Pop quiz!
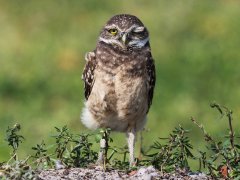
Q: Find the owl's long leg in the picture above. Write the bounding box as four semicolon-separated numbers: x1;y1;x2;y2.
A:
97;129;110;170
126;128;136;167
97;138;106;165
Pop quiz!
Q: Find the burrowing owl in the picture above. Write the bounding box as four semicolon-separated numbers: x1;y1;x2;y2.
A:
81;14;156;166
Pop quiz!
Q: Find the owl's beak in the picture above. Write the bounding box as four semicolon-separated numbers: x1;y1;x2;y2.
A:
121;33;128;46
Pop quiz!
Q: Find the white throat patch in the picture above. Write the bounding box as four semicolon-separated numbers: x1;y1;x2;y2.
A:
99;37;125;48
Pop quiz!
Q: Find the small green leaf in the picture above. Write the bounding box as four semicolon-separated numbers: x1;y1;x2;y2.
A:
95;134;102;143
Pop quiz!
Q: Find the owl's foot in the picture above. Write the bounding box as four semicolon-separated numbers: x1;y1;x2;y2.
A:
129;160;137;168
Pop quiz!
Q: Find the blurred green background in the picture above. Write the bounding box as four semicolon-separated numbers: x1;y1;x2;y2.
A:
1;0;240;169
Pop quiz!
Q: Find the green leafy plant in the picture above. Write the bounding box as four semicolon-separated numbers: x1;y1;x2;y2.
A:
192;103;240;179
51;126;98;168
5;123;24;159
145;124;195;172
1;124;36;179
110;145;129;170
66;133;98;167
2;103;240;179
31;140;53;169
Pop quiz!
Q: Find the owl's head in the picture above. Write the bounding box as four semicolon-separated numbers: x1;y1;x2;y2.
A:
99;14;149;51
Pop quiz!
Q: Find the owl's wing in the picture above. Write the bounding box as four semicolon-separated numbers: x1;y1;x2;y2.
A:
82;51;97;100
146;55;156;113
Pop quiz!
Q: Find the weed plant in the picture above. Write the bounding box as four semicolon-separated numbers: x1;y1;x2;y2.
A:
0;103;240;179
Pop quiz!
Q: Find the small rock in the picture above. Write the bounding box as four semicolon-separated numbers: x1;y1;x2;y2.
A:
55;160;65;170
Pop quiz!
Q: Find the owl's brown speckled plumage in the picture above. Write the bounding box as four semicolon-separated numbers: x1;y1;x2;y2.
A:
81;14;156;166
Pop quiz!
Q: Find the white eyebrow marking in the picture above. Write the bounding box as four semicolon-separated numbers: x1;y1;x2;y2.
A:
105;25;120;30
133;26;145;32
125;25;138;33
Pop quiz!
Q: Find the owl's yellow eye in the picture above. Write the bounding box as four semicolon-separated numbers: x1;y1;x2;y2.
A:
109;29;118;35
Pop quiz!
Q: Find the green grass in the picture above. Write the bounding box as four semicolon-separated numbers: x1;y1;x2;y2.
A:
1;0;240;171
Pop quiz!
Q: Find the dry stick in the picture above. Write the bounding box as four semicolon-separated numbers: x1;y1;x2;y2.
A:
192;104;238;174
227;110;235;150
7;153;17;165
213;105;235;172
191;117;214;142
212;103;237;154
31;153;54;167
211;103;235;149
213;103;235;150
160;139;174;172
226;109;240;168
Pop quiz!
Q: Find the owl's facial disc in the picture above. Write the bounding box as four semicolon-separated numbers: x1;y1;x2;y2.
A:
99;25;149;50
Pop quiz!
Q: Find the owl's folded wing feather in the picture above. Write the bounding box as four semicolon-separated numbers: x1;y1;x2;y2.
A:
146;56;156;113
82;51;96;100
